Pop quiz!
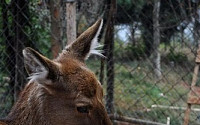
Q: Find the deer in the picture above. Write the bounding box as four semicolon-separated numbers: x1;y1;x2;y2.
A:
0;19;112;125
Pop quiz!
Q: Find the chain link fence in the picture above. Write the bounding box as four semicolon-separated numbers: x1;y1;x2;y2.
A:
1;0;200;125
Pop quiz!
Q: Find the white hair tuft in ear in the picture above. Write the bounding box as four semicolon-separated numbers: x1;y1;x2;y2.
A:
87;19;105;59
27;71;48;84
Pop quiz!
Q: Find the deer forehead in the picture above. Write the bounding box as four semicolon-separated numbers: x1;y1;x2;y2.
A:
57;58;99;98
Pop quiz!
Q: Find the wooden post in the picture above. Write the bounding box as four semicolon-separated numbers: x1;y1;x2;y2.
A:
184;104;192;125
49;0;62;58
65;0;76;45
183;49;200;125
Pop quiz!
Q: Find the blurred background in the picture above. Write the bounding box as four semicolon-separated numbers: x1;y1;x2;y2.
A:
1;0;200;124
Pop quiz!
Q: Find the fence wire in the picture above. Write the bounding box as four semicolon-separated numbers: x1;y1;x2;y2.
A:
1;0;200;125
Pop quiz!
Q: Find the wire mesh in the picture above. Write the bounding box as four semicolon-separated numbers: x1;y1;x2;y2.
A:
0;0;200;125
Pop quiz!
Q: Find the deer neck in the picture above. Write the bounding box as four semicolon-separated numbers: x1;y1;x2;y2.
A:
5;82;51;125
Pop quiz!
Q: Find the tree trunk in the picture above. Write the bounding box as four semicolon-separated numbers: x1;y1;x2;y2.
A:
66;1;76;44
140;4;153;57
153;0;161;79
129;23;136;46
193;2;200;48
49;0;62;58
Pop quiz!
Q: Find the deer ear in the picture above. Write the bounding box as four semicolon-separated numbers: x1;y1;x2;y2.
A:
23;47;57;81
65;19;104;61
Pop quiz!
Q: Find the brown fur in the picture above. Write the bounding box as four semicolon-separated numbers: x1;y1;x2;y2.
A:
0;19;112;125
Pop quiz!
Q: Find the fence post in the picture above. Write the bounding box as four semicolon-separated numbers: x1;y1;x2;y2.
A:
104;0;116;114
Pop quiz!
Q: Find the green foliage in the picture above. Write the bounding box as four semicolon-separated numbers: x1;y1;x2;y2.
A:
0;76;13;117
5;0;11;4
116;0;146;23
114;40;146;61
165;48;188;65
125;43;146;60
0;0;52;117
28;1;51;57
117;0;146;13
117;0;133;9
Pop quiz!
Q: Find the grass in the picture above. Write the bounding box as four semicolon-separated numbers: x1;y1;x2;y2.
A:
0;77;13;117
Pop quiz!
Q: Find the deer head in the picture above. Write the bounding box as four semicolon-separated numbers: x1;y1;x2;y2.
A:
4;19;112;125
